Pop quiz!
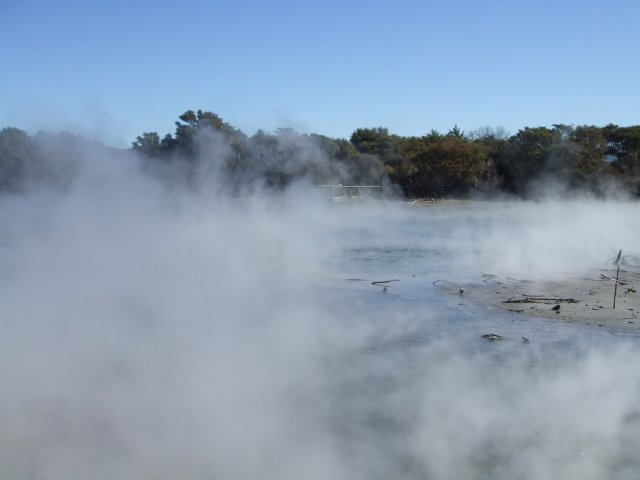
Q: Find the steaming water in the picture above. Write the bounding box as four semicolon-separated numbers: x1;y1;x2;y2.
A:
317;201;640;479
2;191;640;480
329;201;637;343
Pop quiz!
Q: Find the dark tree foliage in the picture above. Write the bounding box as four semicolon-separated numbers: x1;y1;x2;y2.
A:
132;114;635;197
2;112;640;198
0;127;34;190
393;131;490;197
605;125;640;175
132;132;163;157
446;125;464;139
132;112;390;192
350;127;403;164
493;124;632;196
0;128;126;193
497;127;558;193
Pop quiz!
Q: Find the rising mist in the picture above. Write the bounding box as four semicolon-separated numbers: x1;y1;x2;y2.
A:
1;131;640;480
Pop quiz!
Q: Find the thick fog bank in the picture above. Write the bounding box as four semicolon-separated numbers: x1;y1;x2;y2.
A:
460;199;640;279
1;147;640;479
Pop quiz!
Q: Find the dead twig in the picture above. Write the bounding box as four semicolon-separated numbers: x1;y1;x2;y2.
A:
599;274;629;285
371;279;399;285
504;296;578;304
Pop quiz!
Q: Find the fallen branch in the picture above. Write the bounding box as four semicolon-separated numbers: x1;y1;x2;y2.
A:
600;274;629;285
504;296;579;304
371;279;399;285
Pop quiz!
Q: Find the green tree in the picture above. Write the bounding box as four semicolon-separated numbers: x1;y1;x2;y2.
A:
350;127;402;163
132;132;164;157
497;126;560;194
399;134;488;197
0;127;35;191
604;124;640;177
350;127;389;155
468;126;509;189
173;110;238;158
446;124;464;138
570;125;609;184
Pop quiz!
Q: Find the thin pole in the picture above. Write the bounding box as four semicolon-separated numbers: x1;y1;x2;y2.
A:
613;249;622;309
613;265;620;309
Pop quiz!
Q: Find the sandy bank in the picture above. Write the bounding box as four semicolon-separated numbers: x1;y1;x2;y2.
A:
452;267;640;332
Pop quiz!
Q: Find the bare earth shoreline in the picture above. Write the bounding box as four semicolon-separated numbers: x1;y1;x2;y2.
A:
458;268;640;333
403;198;640;333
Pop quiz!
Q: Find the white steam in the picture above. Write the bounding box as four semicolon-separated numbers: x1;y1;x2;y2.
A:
1;139;640;480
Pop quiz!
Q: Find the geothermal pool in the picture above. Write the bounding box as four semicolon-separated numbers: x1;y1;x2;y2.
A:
2;194;640;479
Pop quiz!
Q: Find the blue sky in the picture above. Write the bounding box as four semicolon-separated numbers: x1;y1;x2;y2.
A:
1;0;639;147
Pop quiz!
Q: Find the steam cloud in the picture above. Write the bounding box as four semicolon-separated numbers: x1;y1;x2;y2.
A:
1;133;640;479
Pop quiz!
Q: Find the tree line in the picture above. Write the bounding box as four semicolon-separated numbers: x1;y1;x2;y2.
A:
2;109;639;198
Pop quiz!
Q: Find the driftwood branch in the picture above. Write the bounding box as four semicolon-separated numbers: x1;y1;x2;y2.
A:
600;274;629;285
371;279;399;285
504;296;579;304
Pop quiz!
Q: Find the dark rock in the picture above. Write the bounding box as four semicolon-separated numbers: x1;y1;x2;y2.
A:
481;333;504;341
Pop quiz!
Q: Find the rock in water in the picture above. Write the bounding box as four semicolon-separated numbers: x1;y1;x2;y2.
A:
481;333;504;341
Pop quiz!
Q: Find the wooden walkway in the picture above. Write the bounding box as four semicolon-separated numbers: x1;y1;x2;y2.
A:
317;184;381;200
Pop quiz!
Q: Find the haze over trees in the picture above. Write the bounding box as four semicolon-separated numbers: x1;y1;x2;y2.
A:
2;110;639;198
